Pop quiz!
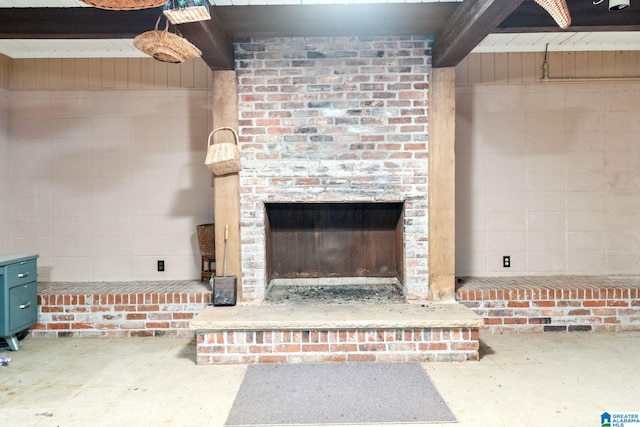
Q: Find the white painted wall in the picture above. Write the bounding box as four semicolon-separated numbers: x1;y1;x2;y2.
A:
6;89;213;281
456;81;640;276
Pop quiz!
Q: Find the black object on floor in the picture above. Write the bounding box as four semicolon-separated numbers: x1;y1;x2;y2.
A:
225;362;457;426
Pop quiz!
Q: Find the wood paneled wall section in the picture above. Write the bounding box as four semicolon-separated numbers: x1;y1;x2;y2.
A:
7;57;211;90
0;55;11;89
456;51;640;84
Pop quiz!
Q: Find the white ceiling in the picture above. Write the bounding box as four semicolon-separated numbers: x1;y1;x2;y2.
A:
476;31;640;53
1;0;639;58
0;39;147;59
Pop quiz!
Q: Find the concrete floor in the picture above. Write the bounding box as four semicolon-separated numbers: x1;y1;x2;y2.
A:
1;332;639;427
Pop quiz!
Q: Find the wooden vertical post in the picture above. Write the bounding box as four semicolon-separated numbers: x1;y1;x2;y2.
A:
428;67;456;301
212;70;242;301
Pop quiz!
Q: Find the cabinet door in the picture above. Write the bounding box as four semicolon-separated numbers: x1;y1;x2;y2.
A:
9;282;38;334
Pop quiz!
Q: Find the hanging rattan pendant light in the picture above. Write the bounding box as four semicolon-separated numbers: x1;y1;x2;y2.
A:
78;0;168;10
533;0;572;29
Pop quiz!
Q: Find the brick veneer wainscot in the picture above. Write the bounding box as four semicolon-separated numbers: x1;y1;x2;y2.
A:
33;281;210;338
456;276;640;333
234;35;434;302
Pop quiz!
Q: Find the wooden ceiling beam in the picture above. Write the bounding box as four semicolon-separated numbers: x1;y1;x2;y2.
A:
213;3;458;37
0;7;234;70
432;0;524;68
176;15;235;70
0;8;162;39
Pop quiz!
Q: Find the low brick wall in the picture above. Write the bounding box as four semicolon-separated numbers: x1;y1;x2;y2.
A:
33;281;211;338
32;276;639;340
456;276;640;333
196;327;479;364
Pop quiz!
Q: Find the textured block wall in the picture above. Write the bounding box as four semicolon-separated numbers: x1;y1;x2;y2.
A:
455;53;640;276
0;88;8;253
234;36;434;301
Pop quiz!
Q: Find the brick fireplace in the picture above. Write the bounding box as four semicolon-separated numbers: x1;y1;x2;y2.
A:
235;35;433;302
191;36;481;365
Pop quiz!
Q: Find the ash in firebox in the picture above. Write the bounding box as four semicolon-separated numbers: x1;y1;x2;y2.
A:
265;280;406;305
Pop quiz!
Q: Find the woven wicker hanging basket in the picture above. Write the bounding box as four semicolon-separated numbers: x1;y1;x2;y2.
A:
205;127;242;177
133;17;202;64
534;0;571;29
197;223;215;257
79;0;167;10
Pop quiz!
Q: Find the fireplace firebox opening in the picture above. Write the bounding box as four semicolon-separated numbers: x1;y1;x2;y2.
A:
264;202;404;286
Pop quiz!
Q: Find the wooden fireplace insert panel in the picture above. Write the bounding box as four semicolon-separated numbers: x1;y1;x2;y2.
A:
265;202;403;281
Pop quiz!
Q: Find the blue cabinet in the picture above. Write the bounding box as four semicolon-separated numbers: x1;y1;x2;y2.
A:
0;255;39;351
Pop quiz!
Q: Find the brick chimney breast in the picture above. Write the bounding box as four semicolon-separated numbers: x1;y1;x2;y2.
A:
235;35;433;302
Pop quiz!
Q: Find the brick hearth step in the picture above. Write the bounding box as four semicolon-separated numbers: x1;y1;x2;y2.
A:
191;302;483;364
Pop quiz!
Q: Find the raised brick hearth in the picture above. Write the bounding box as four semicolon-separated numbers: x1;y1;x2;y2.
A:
25;276;640;364
32;282;485;364
195;326;479;364
191;303;483;364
